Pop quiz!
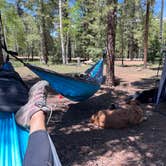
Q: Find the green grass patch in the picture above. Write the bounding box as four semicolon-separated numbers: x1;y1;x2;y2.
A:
11;59;91;74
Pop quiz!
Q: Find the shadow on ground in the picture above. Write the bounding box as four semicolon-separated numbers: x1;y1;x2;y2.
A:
57;88;128;127
50;104;166;166
48;87;166;166
116;64;144;68
131;76;159;90
23;73;166;166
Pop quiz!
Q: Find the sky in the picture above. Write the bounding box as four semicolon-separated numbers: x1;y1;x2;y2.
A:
7;0;166;18
118;0;166;17
69;0;166;17
154;0;166;17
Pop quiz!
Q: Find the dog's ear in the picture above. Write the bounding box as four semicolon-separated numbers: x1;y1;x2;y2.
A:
90;114;95;122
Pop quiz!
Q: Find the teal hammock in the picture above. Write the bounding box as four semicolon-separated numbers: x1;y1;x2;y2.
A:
0;112;29;166
26;58;104;101
2;47;103;101
0;62;62;166
2;42;104;102
0;64;29;166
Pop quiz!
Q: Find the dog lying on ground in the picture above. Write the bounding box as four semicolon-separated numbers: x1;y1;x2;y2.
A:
90;101;144;129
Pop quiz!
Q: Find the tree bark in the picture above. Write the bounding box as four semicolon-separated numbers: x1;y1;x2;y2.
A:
65;31;69;64
59;0;66;64
39;0;48;64
120;3;125;66
121;25;124;66
68;36;72;62
0;13;4;66
106;0;117;86
0;35;4;66
143;0;150;68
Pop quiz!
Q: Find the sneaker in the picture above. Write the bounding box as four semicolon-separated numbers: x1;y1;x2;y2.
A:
15;80;50;128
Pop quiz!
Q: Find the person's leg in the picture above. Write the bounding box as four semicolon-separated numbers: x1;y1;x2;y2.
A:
15;81;54;166
29;111;46;134
23;111;53;166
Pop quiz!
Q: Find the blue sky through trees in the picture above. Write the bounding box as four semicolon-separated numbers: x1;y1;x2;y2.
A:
6;0;166;17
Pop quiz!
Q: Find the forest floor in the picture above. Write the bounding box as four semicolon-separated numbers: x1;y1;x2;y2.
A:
16;60;166;166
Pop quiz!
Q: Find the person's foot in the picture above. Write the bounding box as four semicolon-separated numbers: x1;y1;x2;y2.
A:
15;80;50;128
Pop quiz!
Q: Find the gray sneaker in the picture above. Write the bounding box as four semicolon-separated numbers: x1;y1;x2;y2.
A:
15;80;50;128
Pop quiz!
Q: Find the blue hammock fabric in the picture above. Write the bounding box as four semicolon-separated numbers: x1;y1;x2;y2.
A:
0;63;29;166
0;112;29;166
85;59;103;84
26;59;104;101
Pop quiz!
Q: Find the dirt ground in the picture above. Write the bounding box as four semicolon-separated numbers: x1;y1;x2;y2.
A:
17;60;166;166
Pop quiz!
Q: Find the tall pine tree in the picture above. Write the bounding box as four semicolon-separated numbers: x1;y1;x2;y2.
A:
106;0;117;86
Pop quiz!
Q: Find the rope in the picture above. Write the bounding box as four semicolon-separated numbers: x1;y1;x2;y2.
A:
1;45;26;66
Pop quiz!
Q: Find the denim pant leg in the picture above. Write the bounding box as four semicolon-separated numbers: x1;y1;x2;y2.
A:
23;130;53;166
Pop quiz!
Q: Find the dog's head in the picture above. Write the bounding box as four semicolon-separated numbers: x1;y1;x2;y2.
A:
90;111;107;128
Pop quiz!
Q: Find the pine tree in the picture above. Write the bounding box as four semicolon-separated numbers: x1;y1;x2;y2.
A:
106;0;117;86
39;0;49;64
143;0;155;68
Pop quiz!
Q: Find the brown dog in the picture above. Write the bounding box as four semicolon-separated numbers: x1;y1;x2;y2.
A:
90;101;144;129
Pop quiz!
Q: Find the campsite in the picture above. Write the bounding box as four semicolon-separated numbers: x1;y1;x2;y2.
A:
14;60;166;166
0;0;166;166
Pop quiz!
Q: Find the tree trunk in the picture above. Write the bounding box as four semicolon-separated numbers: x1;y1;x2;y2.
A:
0;45;3;66
120;5;124;66
121;27;124;66
31;43;34;61
0;13;4;66
143;0;150;68
106;0;117;86
40;23;48;64
65;31;69;64
39;0;48;64
59;0;66;64
129;35;134;60
68;36;72;62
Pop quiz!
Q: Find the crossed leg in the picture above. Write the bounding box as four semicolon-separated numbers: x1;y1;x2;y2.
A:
23;111;53;166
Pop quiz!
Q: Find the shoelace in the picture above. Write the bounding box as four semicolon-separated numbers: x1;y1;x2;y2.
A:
34;100;55;125
46;104;57;125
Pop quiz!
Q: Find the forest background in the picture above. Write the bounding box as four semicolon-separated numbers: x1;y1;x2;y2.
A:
0;0;166;73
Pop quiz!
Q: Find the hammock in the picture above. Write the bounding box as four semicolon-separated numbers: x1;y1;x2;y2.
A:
2;48;103;101
26;58;104;101
0;65;29;166
0;63;62;166
0;15;62;166
0;112;29;166
0;27;103;101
